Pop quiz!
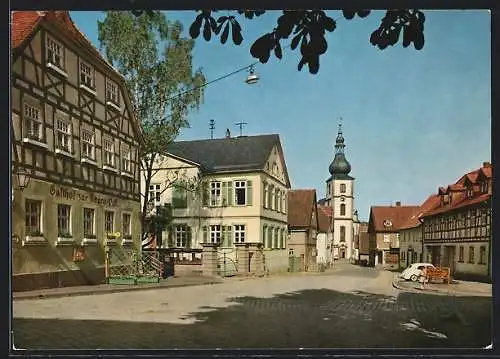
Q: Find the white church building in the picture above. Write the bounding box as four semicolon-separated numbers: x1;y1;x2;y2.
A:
322;124;356;261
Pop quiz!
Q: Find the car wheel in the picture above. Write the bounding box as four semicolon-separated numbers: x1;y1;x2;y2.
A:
410;274;418;282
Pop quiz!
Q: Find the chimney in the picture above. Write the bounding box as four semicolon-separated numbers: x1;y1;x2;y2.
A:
395;201;401;207
225;128;231;139
483;161;491;168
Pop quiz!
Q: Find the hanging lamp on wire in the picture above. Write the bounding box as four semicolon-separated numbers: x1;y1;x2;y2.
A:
245;65;259;85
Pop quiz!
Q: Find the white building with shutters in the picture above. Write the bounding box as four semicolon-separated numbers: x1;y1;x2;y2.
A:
140;132;291;257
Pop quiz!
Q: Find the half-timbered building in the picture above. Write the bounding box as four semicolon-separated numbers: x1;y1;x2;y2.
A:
420;162;492;282
11;11;144;291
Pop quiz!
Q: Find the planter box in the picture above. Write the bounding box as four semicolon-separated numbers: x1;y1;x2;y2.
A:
107;277;136;285
136;276;160;284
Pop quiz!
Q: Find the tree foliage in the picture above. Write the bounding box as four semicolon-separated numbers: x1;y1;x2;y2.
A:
98;11;205;243
133;10;426;75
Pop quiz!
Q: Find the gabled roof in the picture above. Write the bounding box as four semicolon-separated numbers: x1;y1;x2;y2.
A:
317;205;332;233
421;193;490;217
399;194;440;230
288;189;318;229
168;134;290;186
369;204;421;233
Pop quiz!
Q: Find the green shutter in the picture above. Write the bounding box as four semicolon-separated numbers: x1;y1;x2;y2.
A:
222;182;227;206
202;226;208;243
227;181;233;206
202;182;208;206
247;180;253;205
226;226;232;247
186;226;192;248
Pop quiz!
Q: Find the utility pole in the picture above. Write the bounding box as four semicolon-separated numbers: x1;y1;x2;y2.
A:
235;122;247;137
209;119;215;139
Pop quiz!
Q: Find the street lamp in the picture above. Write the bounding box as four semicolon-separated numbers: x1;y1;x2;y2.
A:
16;167;31;191
245;65;259;85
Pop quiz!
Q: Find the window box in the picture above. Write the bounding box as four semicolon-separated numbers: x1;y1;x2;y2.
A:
106;101;121;112
122;237;134;246
56;236;75;246
103;165;118;173
79;84;97;97
22;136;49;149
47;62;68;78
55;147;74;158
81;156;98;166
121;171;134;179
23;235;47;246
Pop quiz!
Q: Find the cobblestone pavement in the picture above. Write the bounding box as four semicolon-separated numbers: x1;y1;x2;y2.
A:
12;264;491;349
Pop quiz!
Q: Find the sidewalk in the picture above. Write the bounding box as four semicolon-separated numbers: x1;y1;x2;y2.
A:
391;274;492;297
13;275;224;301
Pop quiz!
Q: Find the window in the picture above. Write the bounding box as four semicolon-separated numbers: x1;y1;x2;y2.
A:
383;234;391;243
340;226;346;242
57;204;71;236
481;182;488;193
81;130;95;159
268;226;273;248
210;182;222;206
83;208;95;237
281;228;286;248
458;246;464;262
25;199;42;235
234;224;245;243
210;225;221;244
263;225;267;248
172;184;187;208
235;181;247;205
24;103;43;141
121;148;131;173
46;36;64;70
282;193;287;213
275;228;279;248
274;188;279;210
263;183;268;208
175;225;188;247
340;183;346;193
340;203;346;216
149;184;161;204
327;182;331;195
468;246;475;264
80;61;94;89
122;213;131;236
479;246;486;264
106;79;120;105
104;211;114;233
277;190;282;212
401;252;406;261
270;185;275;210
56;118;72;152
103;139;115;167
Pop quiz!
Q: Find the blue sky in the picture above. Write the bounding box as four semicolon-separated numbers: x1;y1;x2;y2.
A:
70;10;491;221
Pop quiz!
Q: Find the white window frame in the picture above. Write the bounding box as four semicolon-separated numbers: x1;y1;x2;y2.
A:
83;207;95;237
234;224;245;243
57;204;72;236
55;116;72;154
263;183;268;209
106;78;120;106
234;181;247;206
23;103;43;141
210;225;221;244
81;129;95;160
104;211;115;234
175;224;188;247
270;185;275;210
149;184;161;204
121;147;131;173
103;138;115;167
210;181;222;207
46;36;65;71
25;199;42;235
122;212;132;236
80;60;95;89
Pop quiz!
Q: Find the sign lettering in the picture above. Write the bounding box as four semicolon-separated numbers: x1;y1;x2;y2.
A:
49;185;119;207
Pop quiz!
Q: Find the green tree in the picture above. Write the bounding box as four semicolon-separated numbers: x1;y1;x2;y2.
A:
132;10;426;74
98;11;205;245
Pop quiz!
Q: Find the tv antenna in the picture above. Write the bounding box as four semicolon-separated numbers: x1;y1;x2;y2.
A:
209;119;215;139
235;122;248;137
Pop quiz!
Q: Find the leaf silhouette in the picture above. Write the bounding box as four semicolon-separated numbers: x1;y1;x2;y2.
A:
250;33;274;63
203;20;212;41
413;32;424;50
297;57;306;71
322;16;336;32
343;11;356;20
274;42;283;59
402;26;412;47
276;13;296;38
291;31;303;50
189;15;203;39
221;23;230;44
308;56;320;74
231;21;243;45
357;10;371;18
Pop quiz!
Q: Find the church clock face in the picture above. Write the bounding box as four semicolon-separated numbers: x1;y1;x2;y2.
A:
340;196;346;202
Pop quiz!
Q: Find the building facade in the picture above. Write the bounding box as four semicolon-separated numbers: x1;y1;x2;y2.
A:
140;133;291;270
421;162;492;282
368;202;420;267
324;124;356;260
287;189;319;271
11;11;143;291
316;205;333;266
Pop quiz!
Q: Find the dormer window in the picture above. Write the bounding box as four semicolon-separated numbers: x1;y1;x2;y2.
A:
106;79;120;107
481;182;488;194
466;188;474;199
80;61;95;93
46;36;66;75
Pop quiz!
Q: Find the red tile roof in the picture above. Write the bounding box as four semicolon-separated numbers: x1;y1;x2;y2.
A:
421;193;490;217
399;194;441;230
288;189;317;229
317;205;331;233
369;204;421;232
11;11;42;48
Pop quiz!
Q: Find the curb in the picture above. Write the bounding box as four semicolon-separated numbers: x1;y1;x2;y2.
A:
391;279;491;297
13;280;223;302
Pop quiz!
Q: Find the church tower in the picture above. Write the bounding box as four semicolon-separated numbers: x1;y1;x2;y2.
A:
325;122;355;260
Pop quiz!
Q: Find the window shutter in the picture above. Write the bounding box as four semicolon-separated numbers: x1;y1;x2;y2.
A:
186;226;192;248
268;227;273;248
167;227;174;248
227;181;233;206
202;182;208;206
202;226;208;243
226;226;232;247
222;182;227;206
247;180;253;205
263;225;267;248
